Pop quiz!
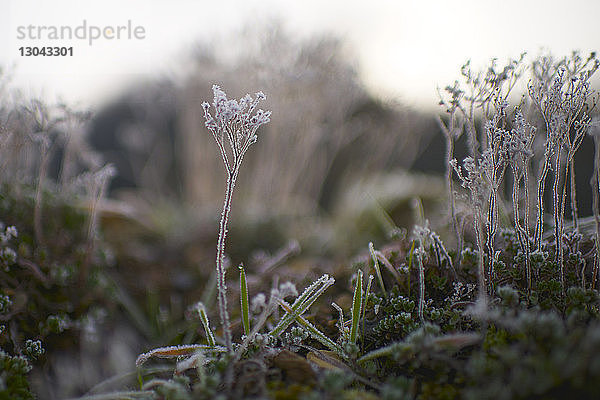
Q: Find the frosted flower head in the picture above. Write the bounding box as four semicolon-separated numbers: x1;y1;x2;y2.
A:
202;102;218;130
212;85;228;109
239;94;253;112
249;109;271;128
202;85;271;158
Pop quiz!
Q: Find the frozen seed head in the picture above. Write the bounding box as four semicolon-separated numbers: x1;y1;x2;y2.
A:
250;109;271;127
202;85;271;155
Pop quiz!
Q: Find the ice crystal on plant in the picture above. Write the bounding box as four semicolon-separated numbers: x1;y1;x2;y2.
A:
201;85;271;352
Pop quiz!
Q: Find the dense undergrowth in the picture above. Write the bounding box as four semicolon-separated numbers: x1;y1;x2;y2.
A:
2;50;600;400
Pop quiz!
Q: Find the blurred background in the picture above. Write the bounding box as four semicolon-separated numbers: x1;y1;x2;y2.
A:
1;0;599;397
2;0;599;254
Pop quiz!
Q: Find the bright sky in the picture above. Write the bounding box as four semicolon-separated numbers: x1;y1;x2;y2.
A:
1;0;599;110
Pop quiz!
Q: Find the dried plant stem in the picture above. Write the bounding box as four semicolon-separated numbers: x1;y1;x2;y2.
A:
485;188;499;292
559;159;572;245
569;159;579;232
216;172;235;351
534;158;551;251
523;170;532;290
474;209;487;299
553;150;566;293
512;168;531;292
446;134;458;243
437;114;462;254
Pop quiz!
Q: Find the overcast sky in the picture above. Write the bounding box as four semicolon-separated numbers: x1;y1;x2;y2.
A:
1;0;599;110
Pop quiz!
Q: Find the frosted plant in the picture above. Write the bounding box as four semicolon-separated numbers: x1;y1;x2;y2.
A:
588;117;600;288
480;105;511;288
529;52;598;291
453;54;526;156
413;221;456;277
439;55;526;263
412;226;428;323
437;80;465;255
202;85;271;352
451;156;487;297
451;106;511;295
506;109;535;292
72;163;116;284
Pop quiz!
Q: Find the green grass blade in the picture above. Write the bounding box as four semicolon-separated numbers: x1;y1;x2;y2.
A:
195;302;216;346
270;274;334;337
369;242;387;299
350;270;363;343
278;299;344;356
361;274;374;351
331;302;347;340
239;264;250;336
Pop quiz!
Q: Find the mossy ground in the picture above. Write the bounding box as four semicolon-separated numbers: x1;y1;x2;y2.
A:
4;179;600;399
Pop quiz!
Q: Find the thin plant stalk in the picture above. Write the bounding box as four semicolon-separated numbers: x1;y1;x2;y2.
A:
553;149;566;292
509;109;535;294
436;114;463;254
215;174;235;351
523;167;532;289
451;157;487;298
485;189;499;292
415;240;426;323
534;156;551;250
570;159;579;232
407;240;414;297
512;166;532;293
474;209;487;299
